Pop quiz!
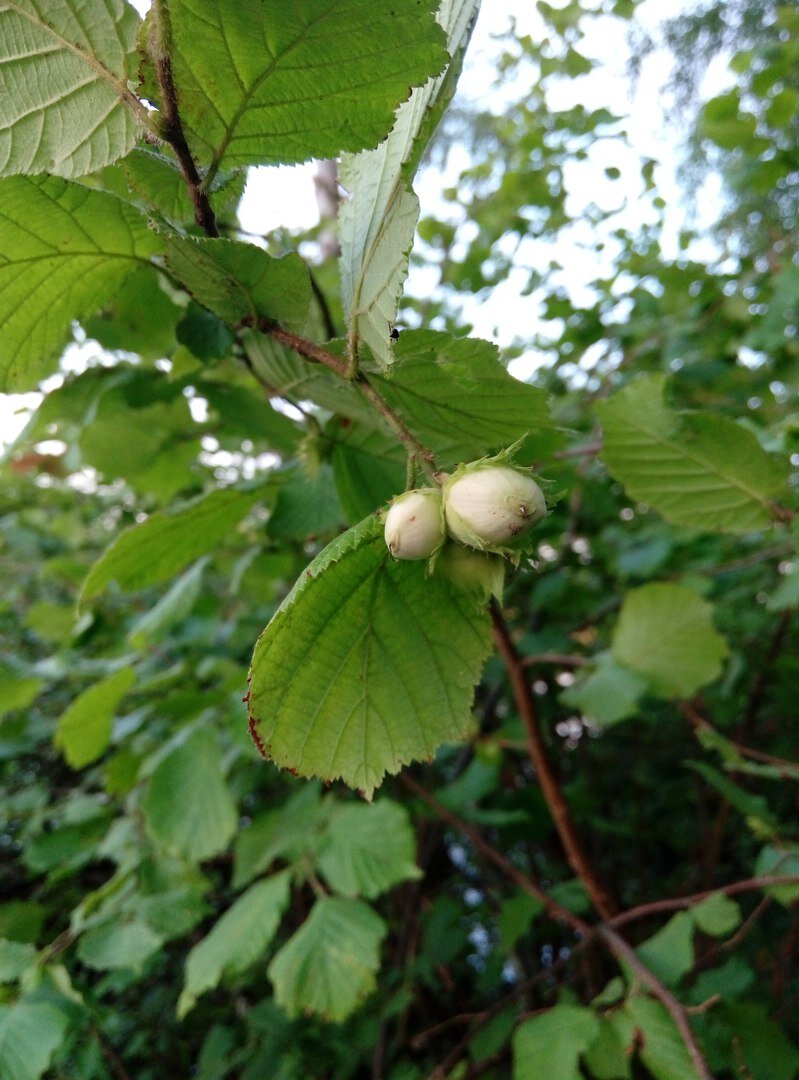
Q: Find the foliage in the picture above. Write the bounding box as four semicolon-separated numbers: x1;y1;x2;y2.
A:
1;1;798;1078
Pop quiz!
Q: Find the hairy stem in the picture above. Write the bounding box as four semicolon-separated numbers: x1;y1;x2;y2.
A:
151;0;218;237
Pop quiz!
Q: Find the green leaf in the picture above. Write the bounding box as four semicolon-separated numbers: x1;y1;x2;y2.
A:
618;997;703;1080
0;0;143;178
247;514;493;797
340;0;479;368
0;664;42;719
717;1003;799;1080
512;1003;600;1080
328;419;406;523
267;464;344;541
54;666;135;769
316;798;422;899
158;0;448;177
202;383;302;455
0;940;36;982
232;784;323;890
127;558;207;649
584;1018;633;1080
691;892;741;937
754;845;799;904
372;330;560;465
244;331;371;426
0;175;163;390
560;652;647;726
636;912;694;986
267;896;386;1022
76;918;163;973
178;870;291;1018
143;728;238;862
0;1001;68;1080
81;485;264;602
612;583;729;698
164;237;311;330
596;375;787;533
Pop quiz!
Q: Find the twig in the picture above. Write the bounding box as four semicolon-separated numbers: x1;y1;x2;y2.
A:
91;1025;132;1080
402;772;715;1080
245;319;349;377
151;0;218;237
597;926;713;1080
682;702;799;774
490;602;617;919
608;875;799;930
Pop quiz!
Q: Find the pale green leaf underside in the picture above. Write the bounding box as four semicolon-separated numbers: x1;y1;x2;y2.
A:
375;330;560;465
54;666;135;768
340;0;479;368
247;514;493;797
166;0;448;178
0;0;142;178
81;485;264;601
612;582;729;699
267;896;386;1022
0;174;162;390
178;870;291;1018
317;798;422;898
143;728;238;862
164;236;312;329
596;375;787;533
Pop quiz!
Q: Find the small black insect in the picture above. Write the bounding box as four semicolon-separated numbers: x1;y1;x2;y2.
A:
389;325;400;341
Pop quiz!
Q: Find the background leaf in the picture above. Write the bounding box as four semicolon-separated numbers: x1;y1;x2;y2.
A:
0;1001;68;1080
316;798;422;898
81;486;264;601
143;728;238;862
596;375;787;533
612;582;729;698
54;666;136;769
512;1003;600;1080
247;515;493;797
267;896;386;1022
178;870;291;1018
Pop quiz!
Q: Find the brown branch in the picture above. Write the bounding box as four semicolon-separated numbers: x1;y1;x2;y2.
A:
608;874;799;930
151;0;218;237
598;926;713;1080
254;321;350;377
490;602;617;919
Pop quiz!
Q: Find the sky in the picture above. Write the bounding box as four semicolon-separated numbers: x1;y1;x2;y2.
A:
0;0;722;448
